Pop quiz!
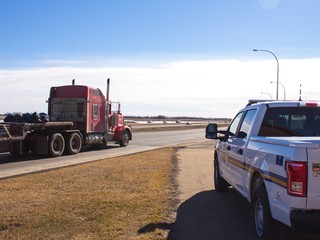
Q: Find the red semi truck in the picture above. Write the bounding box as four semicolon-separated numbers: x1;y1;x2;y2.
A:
0;79;132;157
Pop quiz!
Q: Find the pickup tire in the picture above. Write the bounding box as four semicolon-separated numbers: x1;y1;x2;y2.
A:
48;133;65;157
251;185;273;240
214;156;229;192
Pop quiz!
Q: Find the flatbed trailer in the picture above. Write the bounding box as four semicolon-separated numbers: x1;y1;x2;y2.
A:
0;121;74;139
0;121;77;156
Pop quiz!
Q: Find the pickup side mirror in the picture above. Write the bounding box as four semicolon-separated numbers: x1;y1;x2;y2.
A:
205;123;218;139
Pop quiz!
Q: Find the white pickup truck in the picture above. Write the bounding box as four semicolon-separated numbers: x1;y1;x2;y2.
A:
206;100;320;240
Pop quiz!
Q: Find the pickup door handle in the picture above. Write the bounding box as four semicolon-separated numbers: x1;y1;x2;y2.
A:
238;149;243;155
227;146;231;151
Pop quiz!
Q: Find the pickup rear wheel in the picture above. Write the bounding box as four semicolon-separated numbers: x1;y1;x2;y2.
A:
251;185;272;240
214;157;229;192
66;133;82;155
48;133;65;157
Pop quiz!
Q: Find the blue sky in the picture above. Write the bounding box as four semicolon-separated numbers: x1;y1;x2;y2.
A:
1;0;320;117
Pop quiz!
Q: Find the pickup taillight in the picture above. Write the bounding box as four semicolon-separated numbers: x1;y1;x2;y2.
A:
286;161;307;197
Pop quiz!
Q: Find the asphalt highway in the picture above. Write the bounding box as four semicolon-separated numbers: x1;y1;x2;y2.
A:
0;128;205;179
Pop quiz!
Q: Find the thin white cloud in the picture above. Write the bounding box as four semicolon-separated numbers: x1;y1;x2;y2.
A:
259;0;281;10
1;58;320;118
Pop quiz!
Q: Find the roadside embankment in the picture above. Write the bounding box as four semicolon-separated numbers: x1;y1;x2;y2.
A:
0;148;176;239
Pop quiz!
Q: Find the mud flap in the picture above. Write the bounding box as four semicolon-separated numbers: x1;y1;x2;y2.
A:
35;135;49;154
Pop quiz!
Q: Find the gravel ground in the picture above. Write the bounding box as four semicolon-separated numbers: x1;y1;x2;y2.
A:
176;141;214;201
168;140;317;240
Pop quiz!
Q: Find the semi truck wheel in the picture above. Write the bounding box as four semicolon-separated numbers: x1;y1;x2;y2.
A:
119;130;130;147
66;133;82;155
48;133;65;157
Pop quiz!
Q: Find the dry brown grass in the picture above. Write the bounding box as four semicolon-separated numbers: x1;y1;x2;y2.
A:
0;148;177;240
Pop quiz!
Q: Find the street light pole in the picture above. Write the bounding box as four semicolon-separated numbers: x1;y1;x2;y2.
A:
253;49;279;100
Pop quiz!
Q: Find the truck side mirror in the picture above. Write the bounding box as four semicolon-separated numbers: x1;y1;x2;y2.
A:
206;123;218;139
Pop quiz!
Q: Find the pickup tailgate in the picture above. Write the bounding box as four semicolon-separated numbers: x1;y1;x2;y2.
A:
252;137;320;209
307;145;320;209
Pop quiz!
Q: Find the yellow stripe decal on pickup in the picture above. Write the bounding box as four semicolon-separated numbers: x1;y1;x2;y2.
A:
227;156;287;189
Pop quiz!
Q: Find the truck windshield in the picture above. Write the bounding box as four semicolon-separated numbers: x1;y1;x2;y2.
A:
258;107;320;137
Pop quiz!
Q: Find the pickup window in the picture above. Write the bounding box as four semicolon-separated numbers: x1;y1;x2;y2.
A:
259;107;320;136
228;109;257;139
239;109;257;138
229;112;244;137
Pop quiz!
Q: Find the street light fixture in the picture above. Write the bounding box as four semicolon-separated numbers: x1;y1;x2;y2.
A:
253;49;280;100
261;92;273;100
270;81;286;100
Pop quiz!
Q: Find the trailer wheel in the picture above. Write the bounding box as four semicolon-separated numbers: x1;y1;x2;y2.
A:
66;133;82;155
48;133;65;157
119;130;130;147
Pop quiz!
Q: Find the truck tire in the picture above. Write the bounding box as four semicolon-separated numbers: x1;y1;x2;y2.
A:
48;133;65;157
251;185;273;240
119;130;130;147
214;156;229;192
66;133;82;155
